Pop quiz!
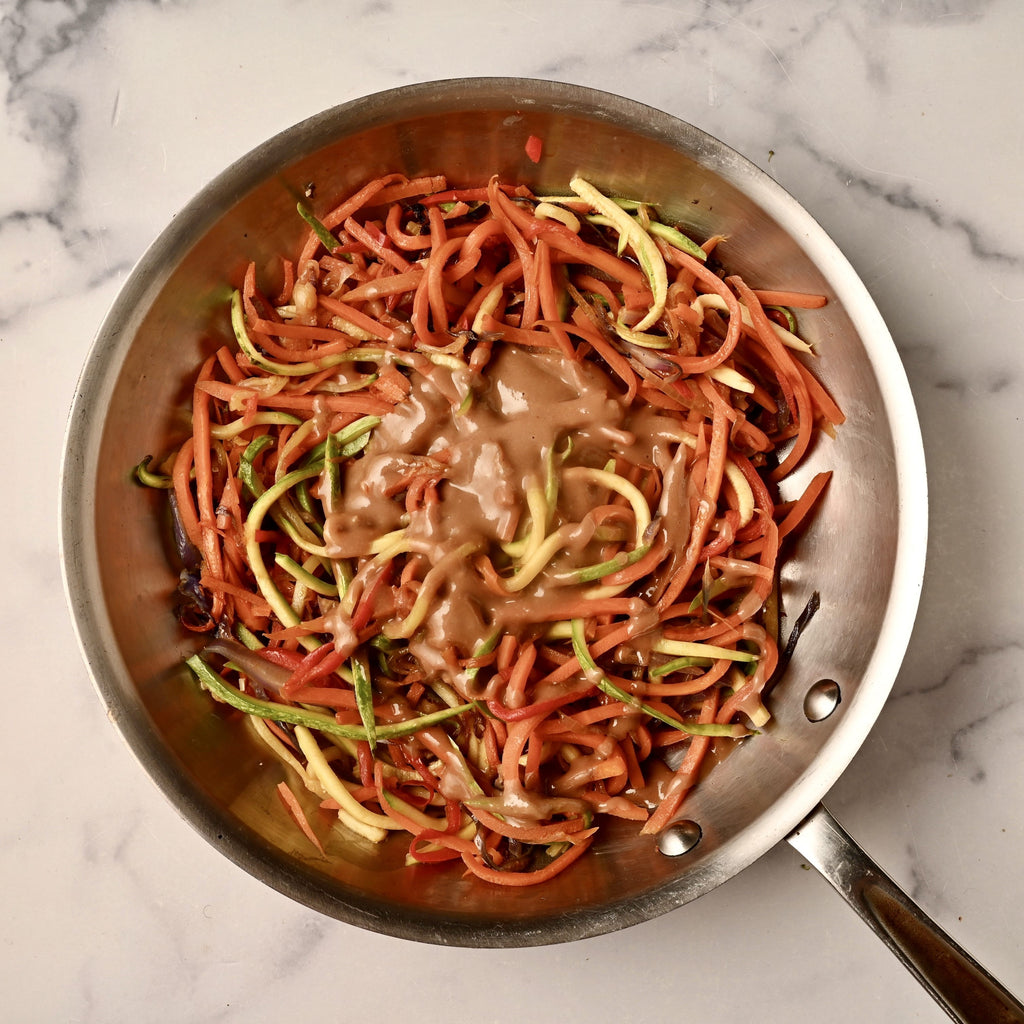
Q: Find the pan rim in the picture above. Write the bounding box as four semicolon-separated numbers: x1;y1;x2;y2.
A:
58;76;928;946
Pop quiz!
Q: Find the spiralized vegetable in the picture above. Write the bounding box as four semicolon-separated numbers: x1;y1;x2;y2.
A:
139;170;842;885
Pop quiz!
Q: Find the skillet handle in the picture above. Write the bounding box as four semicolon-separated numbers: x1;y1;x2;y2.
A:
786;803;1024;1024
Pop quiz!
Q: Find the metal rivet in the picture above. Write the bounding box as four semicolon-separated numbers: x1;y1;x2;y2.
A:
657;819;702;857
804;679;841;722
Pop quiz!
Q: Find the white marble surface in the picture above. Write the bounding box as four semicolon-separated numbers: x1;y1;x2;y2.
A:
3;1;1023;1021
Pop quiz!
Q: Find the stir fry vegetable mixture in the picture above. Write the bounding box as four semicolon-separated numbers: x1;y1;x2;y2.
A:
138;171;841;885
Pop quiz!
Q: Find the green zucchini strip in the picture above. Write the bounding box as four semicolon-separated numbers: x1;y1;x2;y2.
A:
187;655;477;741
569;620;750;738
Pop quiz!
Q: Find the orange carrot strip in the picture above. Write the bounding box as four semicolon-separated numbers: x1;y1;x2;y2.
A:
521;728;544;790
487;685;594;722
561;313;639;404
457;258;524;327
459;833;596;886
640;688;720;834
250;317;355;345
716;628;778;725
641;658;732;697
470;807;588;844
369;366;412;405
564;702;633;727
503;641;537;710
477;314;565;351
384;202;435;251
411;262;446;347
486;179;540;329
197;380;393;416
344;215;413;273
552;752;627;788
573;273;622;315
371;175;448;206
621;736;646;791
751;289;827;309
171;437;203;552
480;718;502;772
534;239;575;357
216;345;247;384
316;293;398;341
448;219;505;283
244;328;361;363
537;622;634;687
658;386;729;610
276;782;325;855
320;174;407;230
534;221;647;289
421;183;519;206
200;577;272;614
274;258;296;305
191;357;226;621
794;357;846;426
341;268;424;304
777;471;833;543
426;235;463;337
729;276;815;480
665;252;745;373
408;830;481;863
494;633;518;677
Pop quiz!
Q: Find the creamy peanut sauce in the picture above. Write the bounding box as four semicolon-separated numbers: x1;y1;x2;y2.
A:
320;345;691;681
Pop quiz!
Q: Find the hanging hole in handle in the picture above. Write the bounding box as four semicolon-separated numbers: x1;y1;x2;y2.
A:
804;678;842;722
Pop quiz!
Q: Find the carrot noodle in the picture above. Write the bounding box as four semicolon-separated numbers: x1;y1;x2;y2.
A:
276;781;326;855
750;288;828;309
141;171;841;886
776;471;833;543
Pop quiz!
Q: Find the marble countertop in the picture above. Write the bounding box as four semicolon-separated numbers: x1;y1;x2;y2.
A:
4;1;1023;1021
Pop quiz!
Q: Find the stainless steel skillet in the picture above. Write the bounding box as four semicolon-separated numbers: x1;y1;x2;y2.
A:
58;78;1024;1022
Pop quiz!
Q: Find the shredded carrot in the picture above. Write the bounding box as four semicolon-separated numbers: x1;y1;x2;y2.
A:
276;781;326;855
372;175;448;206
777;471;833;542
750;288;827;309
460;832;596;886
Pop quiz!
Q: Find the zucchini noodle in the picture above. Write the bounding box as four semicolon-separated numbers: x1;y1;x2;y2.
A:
139;171;842;885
